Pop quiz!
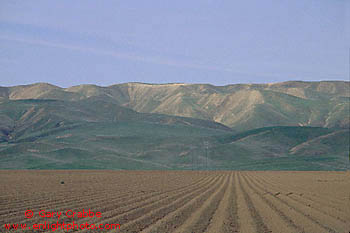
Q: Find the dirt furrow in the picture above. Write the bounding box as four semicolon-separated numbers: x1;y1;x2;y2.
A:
241;173;306;233
0;190;146;224
172;173;230;233
79;175;224;233
0;185;141;216
206;172;239;233
239;172;297;233
0;174;209;217
233;171;257;233
256;172;346;208
31;174;217;233
237;172;271;233
1;175;212;227
0;189;112;211
62;174;219;230
259;172;343;211
0;171;205;211
134;175;227;233
245;173;344;233
1;171;348;233
0;190;128;218
248;172;349;224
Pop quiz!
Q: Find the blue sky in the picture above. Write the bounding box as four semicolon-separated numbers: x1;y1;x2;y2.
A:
0;0;349;87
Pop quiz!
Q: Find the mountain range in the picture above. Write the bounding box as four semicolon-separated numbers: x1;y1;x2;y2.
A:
0;81;349;170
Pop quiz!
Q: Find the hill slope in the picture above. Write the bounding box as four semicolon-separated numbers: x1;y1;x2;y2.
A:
0;81;348;170
1;81;348;130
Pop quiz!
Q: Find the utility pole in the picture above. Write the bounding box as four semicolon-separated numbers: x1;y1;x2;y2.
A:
192;152;194;171
204;141;209;171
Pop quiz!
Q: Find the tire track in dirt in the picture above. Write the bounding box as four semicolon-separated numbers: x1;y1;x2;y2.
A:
248;172;348;224
244;173;343;233
237;172;271;233
239;172;297;233
79;174;224;233
206;172;239;233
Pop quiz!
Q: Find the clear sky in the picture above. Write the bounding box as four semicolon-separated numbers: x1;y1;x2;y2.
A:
0;0;349;87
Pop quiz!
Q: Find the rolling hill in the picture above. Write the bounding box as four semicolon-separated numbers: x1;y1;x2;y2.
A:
1;81;348;130
0;81;348;170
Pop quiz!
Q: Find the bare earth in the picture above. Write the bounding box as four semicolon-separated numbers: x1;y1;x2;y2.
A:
0;171;349;233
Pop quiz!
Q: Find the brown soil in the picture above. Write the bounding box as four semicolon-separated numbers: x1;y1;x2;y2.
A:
0;170;349;233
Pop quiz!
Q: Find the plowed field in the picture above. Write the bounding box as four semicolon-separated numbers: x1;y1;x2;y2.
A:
0;171;349;233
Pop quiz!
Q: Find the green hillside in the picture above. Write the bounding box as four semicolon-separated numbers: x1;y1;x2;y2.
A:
209;126;349;170
0;81;349;170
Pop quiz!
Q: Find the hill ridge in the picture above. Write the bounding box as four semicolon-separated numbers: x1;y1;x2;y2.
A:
0;81;349;130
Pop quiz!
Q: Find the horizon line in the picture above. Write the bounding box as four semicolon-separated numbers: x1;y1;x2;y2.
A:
1;79;350;89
